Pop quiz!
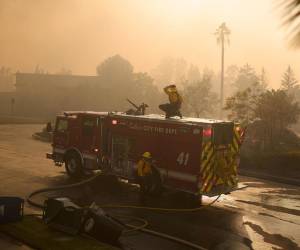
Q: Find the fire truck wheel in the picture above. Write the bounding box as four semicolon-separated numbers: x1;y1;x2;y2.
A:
65;153;83;178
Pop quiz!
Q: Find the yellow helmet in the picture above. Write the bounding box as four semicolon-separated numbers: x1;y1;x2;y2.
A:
167;85;177;92
142;152;152;159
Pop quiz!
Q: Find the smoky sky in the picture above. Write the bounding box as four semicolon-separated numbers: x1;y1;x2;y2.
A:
0;0;299;87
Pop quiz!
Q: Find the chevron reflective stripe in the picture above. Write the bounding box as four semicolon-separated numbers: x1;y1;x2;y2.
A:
201;142;212;160
199;125;242;194
229;175;237;186
200;141;217;193
201;173;219;193
232;128;241;153
200;142;213;173
201;150;214;175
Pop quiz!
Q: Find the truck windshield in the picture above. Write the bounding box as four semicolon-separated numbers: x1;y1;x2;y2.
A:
56;119;68;133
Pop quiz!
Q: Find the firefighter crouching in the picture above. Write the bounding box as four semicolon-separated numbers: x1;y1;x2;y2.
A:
159;84;183;118
137;152;153;195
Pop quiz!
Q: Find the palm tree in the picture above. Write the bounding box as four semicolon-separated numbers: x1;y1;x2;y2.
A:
278;0;300;48
215;22;230;118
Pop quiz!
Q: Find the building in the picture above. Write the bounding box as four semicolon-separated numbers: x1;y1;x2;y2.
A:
15;73;102;118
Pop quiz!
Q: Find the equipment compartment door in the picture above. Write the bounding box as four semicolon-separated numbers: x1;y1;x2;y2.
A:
160;131;202;192
111;135;135;178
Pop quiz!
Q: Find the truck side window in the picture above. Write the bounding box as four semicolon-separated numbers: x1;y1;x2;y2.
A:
56;119;68;133
82;118;95;136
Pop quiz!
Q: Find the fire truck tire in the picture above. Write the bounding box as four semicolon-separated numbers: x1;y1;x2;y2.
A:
65;153;83;178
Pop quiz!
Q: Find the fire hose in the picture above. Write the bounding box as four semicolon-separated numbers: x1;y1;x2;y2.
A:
27;172;222;250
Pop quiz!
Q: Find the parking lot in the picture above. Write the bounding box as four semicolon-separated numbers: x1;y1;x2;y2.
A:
0;124;299;250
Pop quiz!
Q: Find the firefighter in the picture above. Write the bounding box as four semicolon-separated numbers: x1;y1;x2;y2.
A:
137;152;153;196
159;84;183;118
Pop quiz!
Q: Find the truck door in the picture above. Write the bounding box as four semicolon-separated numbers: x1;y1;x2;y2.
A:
53;117;69;150
80;116;100;154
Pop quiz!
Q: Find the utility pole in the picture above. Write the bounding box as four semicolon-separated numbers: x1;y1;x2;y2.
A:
215;22;230;119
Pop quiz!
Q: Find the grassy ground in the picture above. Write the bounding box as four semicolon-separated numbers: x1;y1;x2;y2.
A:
0;216;117;250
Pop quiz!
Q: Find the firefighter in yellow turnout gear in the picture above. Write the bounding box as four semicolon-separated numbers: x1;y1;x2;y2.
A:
137;152;153;196
159;84;183;118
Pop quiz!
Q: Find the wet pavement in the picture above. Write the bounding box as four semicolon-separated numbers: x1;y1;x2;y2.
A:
0;124;299;250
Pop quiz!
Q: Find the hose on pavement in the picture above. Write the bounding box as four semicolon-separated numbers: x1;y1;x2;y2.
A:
27;172;216;250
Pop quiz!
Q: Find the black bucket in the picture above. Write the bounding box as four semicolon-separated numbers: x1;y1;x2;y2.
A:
0;197;24;224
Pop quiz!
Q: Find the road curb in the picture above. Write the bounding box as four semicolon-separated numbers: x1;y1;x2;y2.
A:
239;169;300;186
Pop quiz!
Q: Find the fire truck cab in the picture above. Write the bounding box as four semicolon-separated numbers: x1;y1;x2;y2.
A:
47;111;243;197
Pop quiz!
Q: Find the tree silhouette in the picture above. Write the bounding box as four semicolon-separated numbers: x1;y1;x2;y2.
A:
281;65;298;91
96;54;133;83
254;89;300;148
233;64;260;92
215;22;230;118
259;68;268;90
183;73;218;118
186;64;201;83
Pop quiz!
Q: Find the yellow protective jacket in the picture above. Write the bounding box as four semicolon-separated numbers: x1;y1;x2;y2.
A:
137;159;152;177
164;86;183;106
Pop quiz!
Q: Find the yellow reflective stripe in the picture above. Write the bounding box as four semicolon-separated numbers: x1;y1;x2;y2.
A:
201;142;212;160
202;161;214;177
201;170;214;192
205;174;218;193
201;149;214;174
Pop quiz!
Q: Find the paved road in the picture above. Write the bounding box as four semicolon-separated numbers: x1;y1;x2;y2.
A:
0;124;299;250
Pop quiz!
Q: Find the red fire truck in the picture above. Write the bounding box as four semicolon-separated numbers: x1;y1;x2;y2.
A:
47;111;243;197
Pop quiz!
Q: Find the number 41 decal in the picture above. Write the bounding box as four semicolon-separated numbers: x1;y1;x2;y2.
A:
177;152;189;166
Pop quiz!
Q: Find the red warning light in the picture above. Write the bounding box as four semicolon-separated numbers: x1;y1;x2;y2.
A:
203;128;212;137
112;120;118;125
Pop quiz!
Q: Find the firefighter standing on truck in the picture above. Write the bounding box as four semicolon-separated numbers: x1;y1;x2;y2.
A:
159;84;183;118
137;152;153;195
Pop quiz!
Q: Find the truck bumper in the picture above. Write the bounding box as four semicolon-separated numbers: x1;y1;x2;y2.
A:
46;153;53;159
46;152;64;166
